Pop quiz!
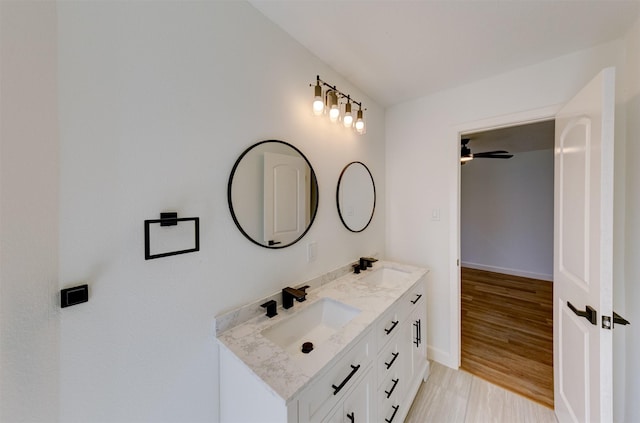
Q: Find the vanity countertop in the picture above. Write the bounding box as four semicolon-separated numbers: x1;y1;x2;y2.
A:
215;260;428;403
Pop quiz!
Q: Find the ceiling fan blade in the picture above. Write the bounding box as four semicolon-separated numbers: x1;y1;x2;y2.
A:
474;150;509;156
475;154;514;159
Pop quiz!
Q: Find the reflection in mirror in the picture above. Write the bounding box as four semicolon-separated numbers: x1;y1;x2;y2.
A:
228;140;319;249
336;161;376;232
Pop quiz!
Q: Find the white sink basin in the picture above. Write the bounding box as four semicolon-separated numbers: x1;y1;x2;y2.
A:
359;267;411;288
261;298;360;356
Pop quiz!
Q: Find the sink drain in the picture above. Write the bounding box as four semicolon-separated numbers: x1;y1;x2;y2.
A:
301;342;314;354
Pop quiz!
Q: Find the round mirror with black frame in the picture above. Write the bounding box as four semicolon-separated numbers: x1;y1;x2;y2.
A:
227;140;319;249
336;161;376;233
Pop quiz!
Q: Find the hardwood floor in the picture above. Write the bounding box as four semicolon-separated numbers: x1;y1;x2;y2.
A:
460;267;554;408
405;361;557;422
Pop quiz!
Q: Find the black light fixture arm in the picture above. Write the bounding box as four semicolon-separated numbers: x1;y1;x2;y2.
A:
310;75;365;110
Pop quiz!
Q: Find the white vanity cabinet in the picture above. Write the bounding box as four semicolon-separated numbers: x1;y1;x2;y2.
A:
219;328;374;423
216;261;429;423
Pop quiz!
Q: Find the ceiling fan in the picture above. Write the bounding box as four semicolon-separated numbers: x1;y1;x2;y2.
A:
460;138;513;164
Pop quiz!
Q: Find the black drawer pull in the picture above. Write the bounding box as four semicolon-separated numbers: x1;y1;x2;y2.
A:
413;321;420;347
332;364;360;395
385;352;399;369
385;405;399;423
411;294;422;304
385;378;399;398
347;412;354;423
385;320;399;335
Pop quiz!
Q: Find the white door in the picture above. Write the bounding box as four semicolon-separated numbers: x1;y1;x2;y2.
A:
263;152;309;246
554;67;615;423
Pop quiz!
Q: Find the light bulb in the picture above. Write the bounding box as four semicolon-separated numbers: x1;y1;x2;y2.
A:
329;105;340;122
355;109;365;134
313;98;324;115
328;90;339;122
312;83;323;116
343;102;353;127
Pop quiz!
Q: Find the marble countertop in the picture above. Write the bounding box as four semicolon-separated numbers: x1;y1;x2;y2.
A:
215;260;428;403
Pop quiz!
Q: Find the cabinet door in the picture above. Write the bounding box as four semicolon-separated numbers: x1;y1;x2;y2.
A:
342;368;374;423
409;305;427;376
299;331;374;423
323;368;374;423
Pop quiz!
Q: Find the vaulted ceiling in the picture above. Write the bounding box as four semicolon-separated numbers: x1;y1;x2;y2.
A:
250;1;640;108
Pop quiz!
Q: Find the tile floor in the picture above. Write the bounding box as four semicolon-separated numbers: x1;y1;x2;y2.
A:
405;362;557;423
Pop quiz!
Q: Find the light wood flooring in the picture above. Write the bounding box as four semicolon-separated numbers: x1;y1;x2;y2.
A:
460;267;554;408
405;361;557;423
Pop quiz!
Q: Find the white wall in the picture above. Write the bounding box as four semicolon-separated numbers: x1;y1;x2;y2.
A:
386;40;626;369
624;16;640;423
461;149;554;281
387;19;640;422
56;2;386;422
3;1;386;422
0;2;60;421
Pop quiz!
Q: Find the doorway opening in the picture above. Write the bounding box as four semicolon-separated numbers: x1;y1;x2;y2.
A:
459;120;555;407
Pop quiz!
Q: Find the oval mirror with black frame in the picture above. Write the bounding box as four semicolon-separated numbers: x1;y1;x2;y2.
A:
336;161;376;233
228;140;319;249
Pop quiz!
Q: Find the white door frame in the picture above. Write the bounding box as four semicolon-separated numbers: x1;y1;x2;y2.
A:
450;104;561;368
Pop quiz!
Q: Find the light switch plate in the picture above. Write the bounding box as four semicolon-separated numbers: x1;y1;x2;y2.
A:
307;242;317;263
61;284;89;308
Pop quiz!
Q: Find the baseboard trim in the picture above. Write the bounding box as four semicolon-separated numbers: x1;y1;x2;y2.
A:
461;261;553;282
427;345;458;369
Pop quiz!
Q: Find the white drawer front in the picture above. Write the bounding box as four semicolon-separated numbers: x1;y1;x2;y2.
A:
378;385;402;423
376;339;403;388
375;303;402;350
406;279;425;310
298;330;374;423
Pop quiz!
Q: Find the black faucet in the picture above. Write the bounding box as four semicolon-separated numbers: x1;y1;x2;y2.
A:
359;257;379;270
282;286;307;309
260;300;277;318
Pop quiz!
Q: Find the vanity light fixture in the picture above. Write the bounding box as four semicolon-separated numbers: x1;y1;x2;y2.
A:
310;75;366;134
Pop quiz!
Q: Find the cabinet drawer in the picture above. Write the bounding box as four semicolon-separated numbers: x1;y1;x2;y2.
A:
298;330;374;423
378;368;403;405
378;387;402;423
377;339;403;388
406;280;425;310
375;303;402;349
